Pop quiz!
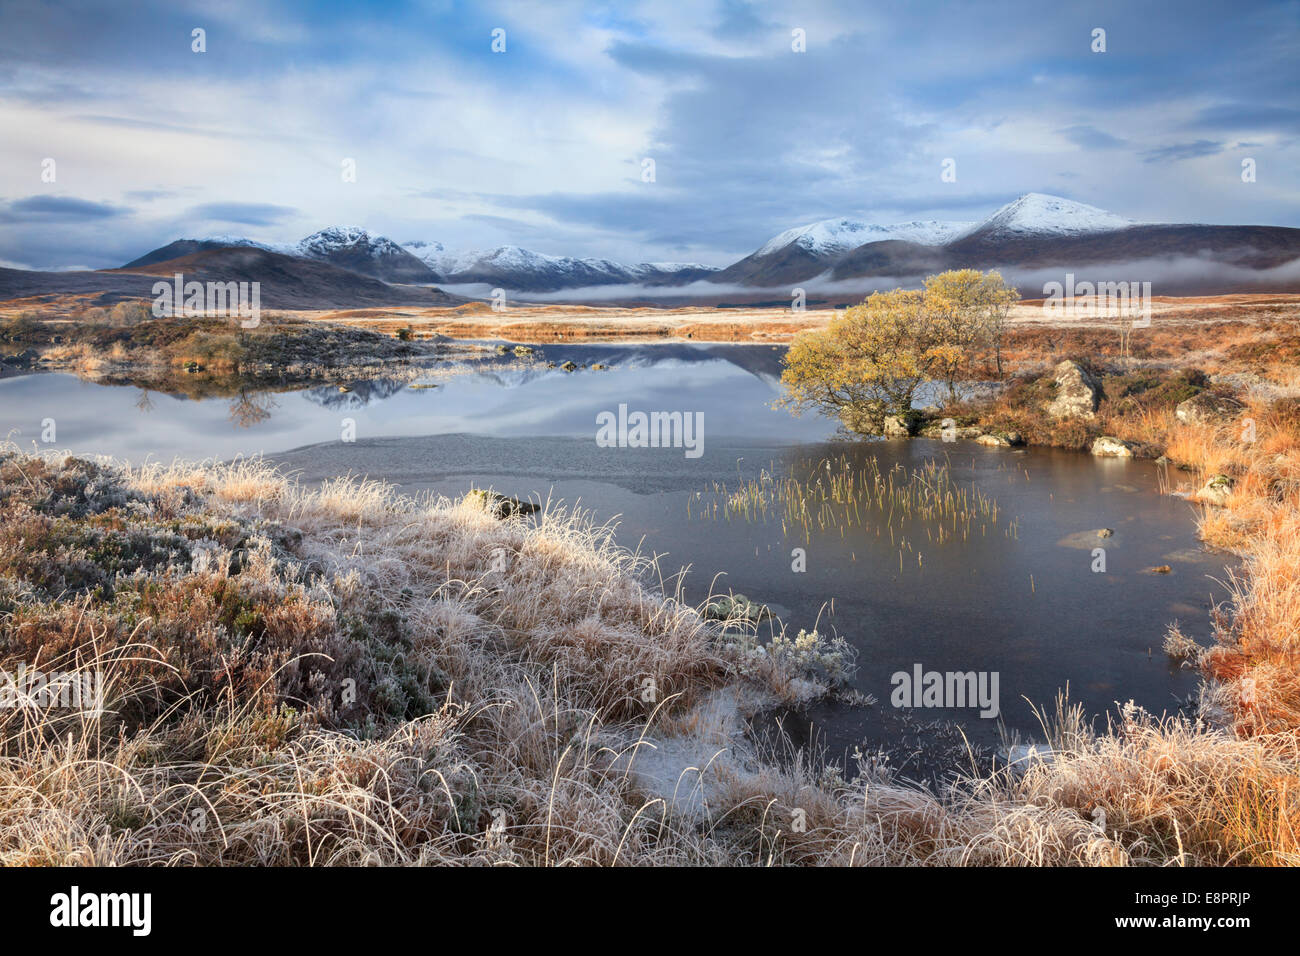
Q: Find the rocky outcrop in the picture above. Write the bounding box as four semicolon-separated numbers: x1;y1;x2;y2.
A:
704;593;771;624
1199;474;1234;506
1046;360;1099;420
975;430;1023;447
883;412;923;438
1091;436;1135;457
1175;392;1246;427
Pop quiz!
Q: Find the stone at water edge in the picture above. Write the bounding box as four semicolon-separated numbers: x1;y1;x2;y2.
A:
883;415;912;438
1046;359;1100;420
1175;392;1246;427
1199;474;1234;506
1098;528;1114;538
975;431;1023;447
704;593;771;624
1091;436;1135;457
466;489;540;519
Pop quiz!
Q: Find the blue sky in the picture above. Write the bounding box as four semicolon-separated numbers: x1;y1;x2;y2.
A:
1;0;1297;269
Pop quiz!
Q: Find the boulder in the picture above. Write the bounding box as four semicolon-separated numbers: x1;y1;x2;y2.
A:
883;414;915;438
2;348;41;368
704;593;771;624
1046;360;1099;420
1199;474;1234;506
976;430;1023;447
1175;392;1246;427
1091;436;1134;457
466;489;540;519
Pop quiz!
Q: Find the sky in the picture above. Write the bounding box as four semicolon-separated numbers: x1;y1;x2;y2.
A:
1;0;1297;270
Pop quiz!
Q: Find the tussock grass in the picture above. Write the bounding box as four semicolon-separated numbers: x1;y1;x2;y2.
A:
2;375;1297;865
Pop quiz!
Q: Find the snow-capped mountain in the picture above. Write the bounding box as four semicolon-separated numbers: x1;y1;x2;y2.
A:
756;217;975;258
291;226;440;284
717;194;1164;286
959;193;1141;241
830;193;1300;285
124;228;439;283
114;193;1300;300
714;214;978;286
403;241;718;292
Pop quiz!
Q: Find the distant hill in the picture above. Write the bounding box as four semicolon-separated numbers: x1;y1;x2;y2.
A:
1;247;464;310
720;193;1300;293
12;192;1300;307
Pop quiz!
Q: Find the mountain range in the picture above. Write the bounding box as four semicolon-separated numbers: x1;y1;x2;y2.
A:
5;193;1299;308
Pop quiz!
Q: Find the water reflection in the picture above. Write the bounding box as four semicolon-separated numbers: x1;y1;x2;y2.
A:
0;342;1233;771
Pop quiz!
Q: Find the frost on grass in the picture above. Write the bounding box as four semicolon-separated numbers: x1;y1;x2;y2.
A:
0;440;1295;866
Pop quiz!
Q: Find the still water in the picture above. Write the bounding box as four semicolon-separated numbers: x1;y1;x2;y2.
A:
0;342;1231;771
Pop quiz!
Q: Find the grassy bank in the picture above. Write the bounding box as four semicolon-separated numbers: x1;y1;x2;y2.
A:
0;310;474;395
1;302;1297;864
1;425;1295;865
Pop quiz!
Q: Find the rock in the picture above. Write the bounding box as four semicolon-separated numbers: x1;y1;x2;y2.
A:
1175;392;1246;427
1097;528;1114;538
883;415;913;438
560;361;578;372
976;430;1023;447
1199;473;1234;506
591;363;609;370
1091;436;1134;457
466;489;540;519
704;593;771;624
512;345;534;355
1046;360;1099;420
10;348;41;367
1147;565;1172;574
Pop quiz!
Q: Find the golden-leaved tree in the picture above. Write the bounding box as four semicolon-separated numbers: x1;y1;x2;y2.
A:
780;270;1019;432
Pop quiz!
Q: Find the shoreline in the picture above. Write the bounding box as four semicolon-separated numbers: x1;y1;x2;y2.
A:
0;298;1297;864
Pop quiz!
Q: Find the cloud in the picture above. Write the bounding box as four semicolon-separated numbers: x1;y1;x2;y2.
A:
0;195;124;222
1;0;1297;268
1141;140;1226;163
1059;125;1128;149
124;189;177;202
187;202;298;226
